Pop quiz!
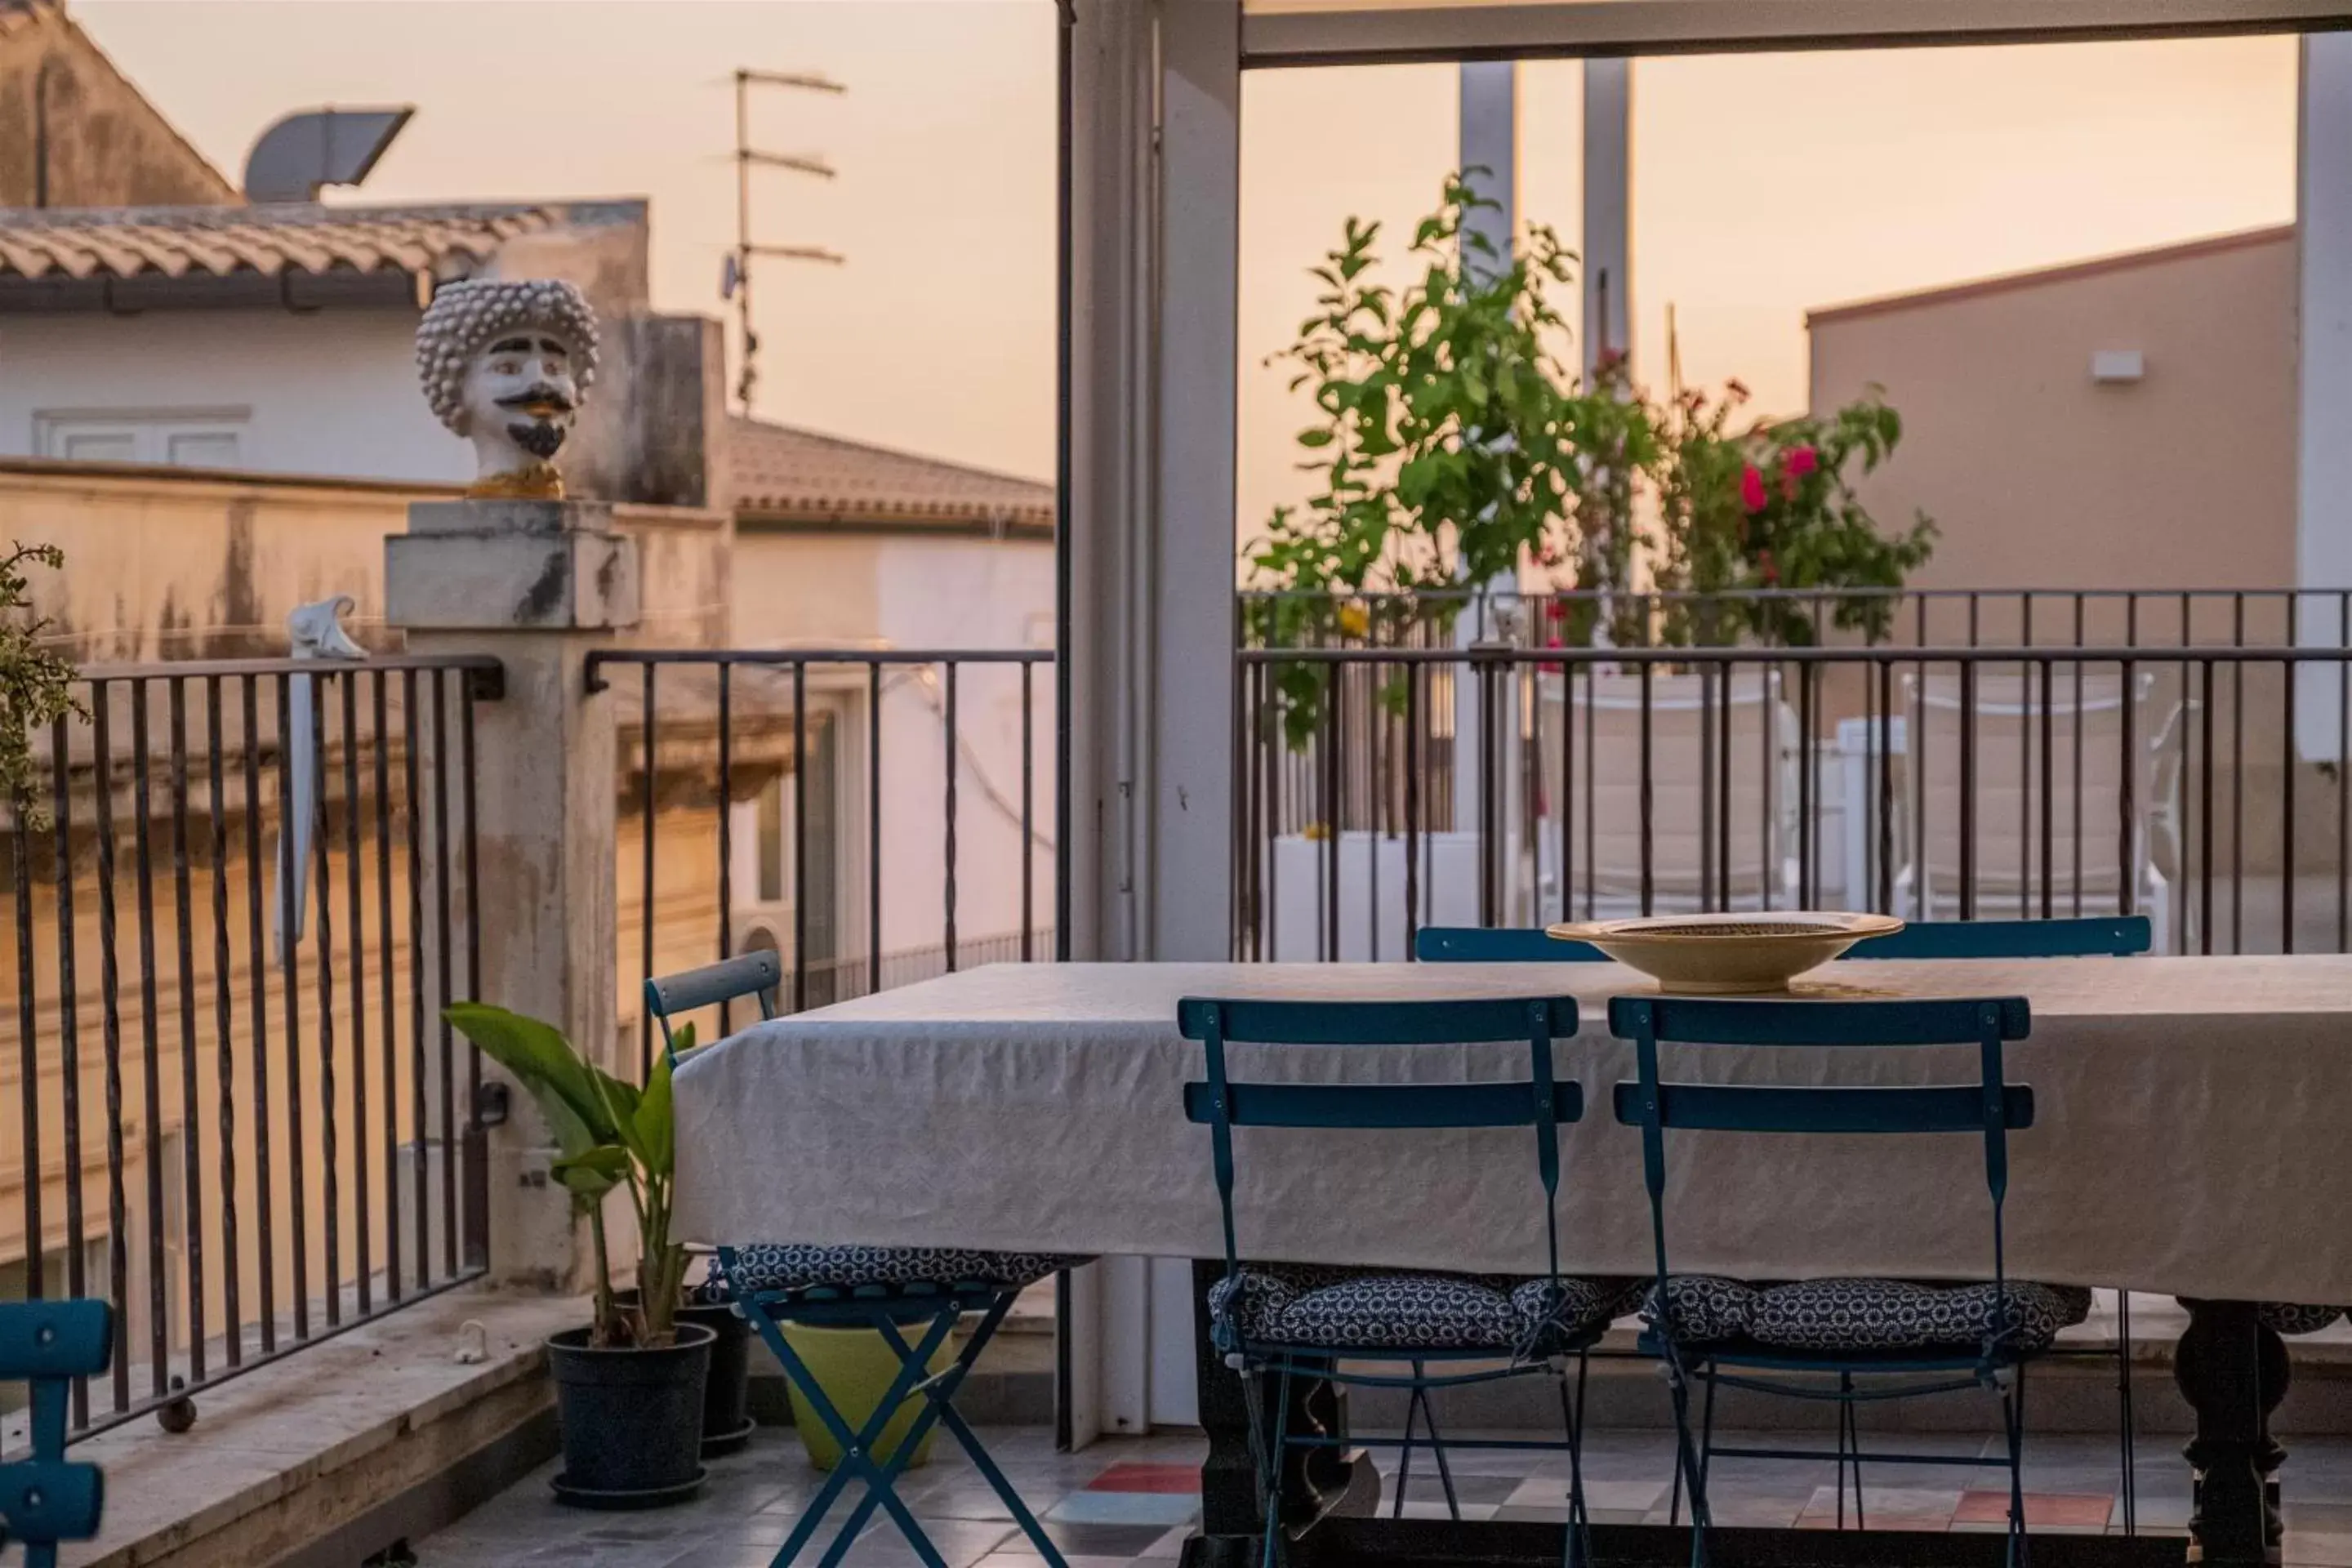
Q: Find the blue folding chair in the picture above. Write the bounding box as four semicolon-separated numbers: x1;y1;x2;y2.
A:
1842;915;2149;960
648;954;1082;1568
0;1299;111;1568
1181;994;1634;1568
1611;995;2078;1567
1424;912;2152;1530
1413;928;1610;963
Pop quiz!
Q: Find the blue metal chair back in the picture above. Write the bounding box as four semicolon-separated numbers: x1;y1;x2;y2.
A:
0;1298;111;1568
1421;916;2148;966
1179;996;1583;1316
1843;915;2149;960
644;950;782;1069
1609;996;2034;1348
1414;927;1608;963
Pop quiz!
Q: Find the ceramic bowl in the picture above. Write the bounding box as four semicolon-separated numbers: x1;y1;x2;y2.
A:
1544;911;1905;993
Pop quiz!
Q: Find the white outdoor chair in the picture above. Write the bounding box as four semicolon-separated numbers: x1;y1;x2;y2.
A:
1535;668;1800;916
1900;669;2169;949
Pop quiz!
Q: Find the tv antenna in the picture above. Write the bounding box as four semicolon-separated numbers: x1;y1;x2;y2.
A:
725;66;846;412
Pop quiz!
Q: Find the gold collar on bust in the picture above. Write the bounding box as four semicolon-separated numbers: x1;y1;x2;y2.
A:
465;462;567;501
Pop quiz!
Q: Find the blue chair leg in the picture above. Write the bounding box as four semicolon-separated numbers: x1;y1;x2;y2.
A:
1655;1345;1710;1568
1243;1365;1294;1568
870;1298;1072;1568
1557;1354;1593;1568
2117;1292;2137;1535
746;1300;960;1568
2003;1365;2032;1568
1268;1365;1294;1568
1391;1379;1419;1518
1414;1367;1462;1521
812;1299;1017;1568
1699;1369;1717;1515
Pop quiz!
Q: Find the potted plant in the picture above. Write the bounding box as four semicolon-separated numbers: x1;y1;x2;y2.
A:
445;1003;713;1508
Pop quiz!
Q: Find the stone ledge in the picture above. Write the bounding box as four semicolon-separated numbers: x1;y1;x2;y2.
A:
50;1287;582;1568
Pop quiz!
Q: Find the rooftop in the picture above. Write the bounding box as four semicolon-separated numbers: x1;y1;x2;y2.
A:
728;416;1056;534
1806;224;2296;327
0;202;561;283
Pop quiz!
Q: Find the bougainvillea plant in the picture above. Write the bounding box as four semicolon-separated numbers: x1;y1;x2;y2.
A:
1647;380;1936;648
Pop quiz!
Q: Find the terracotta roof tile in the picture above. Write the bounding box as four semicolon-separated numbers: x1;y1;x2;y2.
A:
0;203;555;283
728;416;1054;531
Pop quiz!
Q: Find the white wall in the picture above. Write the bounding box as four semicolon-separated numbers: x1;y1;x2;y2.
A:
728;528;1058;967
870;536;1057;960
0;306;469;484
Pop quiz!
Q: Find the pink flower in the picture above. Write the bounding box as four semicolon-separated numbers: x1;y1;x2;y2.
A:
1739;464;1768;514
1757;548;1780;586
1783;444;1820;479
1780;469;1799;501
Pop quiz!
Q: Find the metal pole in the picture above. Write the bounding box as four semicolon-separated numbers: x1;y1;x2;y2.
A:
735;69;755;409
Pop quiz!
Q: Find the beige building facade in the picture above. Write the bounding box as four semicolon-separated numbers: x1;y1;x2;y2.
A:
1809;225;2301;645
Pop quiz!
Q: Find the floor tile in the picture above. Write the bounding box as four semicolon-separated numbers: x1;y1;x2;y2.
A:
1395;1499;1502;1521
1955;1490;2114;1527
1087;1461;1202;1494
1396;1472;1521;1506
1142;1526;1196;1557
1033;1519;1180;1557
419;1423;2352;1567
836;1518;1014;1568
1043;1490;1201;1527
2287;1533;2352;1568
1799;1486;1962;1526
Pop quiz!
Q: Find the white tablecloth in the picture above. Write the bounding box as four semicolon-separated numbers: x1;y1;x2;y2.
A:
673;958;2352;1303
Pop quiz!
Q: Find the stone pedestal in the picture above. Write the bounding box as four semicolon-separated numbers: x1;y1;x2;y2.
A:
386;498;639;1290
386;499;639;632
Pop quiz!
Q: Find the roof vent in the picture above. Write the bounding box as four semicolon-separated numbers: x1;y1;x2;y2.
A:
243;107;415;203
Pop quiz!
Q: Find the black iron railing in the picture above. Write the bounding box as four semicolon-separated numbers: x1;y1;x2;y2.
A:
1241;586;2352;653
1;654;499;1442
586;648;1058;1075
1237;643;2352;961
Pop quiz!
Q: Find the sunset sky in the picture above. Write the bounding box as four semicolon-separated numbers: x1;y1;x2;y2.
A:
75;2;2300;537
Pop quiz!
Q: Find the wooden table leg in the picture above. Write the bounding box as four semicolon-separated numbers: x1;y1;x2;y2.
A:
2176;1299;2288;1567
1185;1259;1379;1568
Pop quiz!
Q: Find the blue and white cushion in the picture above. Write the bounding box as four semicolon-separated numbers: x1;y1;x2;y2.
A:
718;1244;1081;1296
1643;1276;2091;1354
2258;1303;2348;1336
2173;1299;2348;1337
1208;1265;1641;1353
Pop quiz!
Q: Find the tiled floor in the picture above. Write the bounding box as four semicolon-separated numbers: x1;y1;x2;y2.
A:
415;1423;2352;1568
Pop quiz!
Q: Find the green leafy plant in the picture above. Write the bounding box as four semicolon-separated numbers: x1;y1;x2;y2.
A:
1;542;82;826
1245;175;1936;727
1649;381;1936;648
444;1003;688;1348
1242;172;1626;744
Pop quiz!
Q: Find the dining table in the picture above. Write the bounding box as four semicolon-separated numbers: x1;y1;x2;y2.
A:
675;955;2352;1568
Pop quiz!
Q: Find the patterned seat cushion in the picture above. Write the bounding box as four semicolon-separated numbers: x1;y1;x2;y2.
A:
2173;1301;2348;1337
719;1244;1080;1295
1643;1276;2091;1354
2259;1303;2348;1336
1209;1265;1641;1353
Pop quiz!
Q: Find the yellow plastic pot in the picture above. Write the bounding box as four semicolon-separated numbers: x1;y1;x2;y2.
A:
779;1321;954;1472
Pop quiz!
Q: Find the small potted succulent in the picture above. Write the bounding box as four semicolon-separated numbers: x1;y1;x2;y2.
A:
446;1004;711;1508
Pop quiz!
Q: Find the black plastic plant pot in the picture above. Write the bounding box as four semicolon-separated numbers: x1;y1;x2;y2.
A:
679;1298;755;1456
547;1321;715;1508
